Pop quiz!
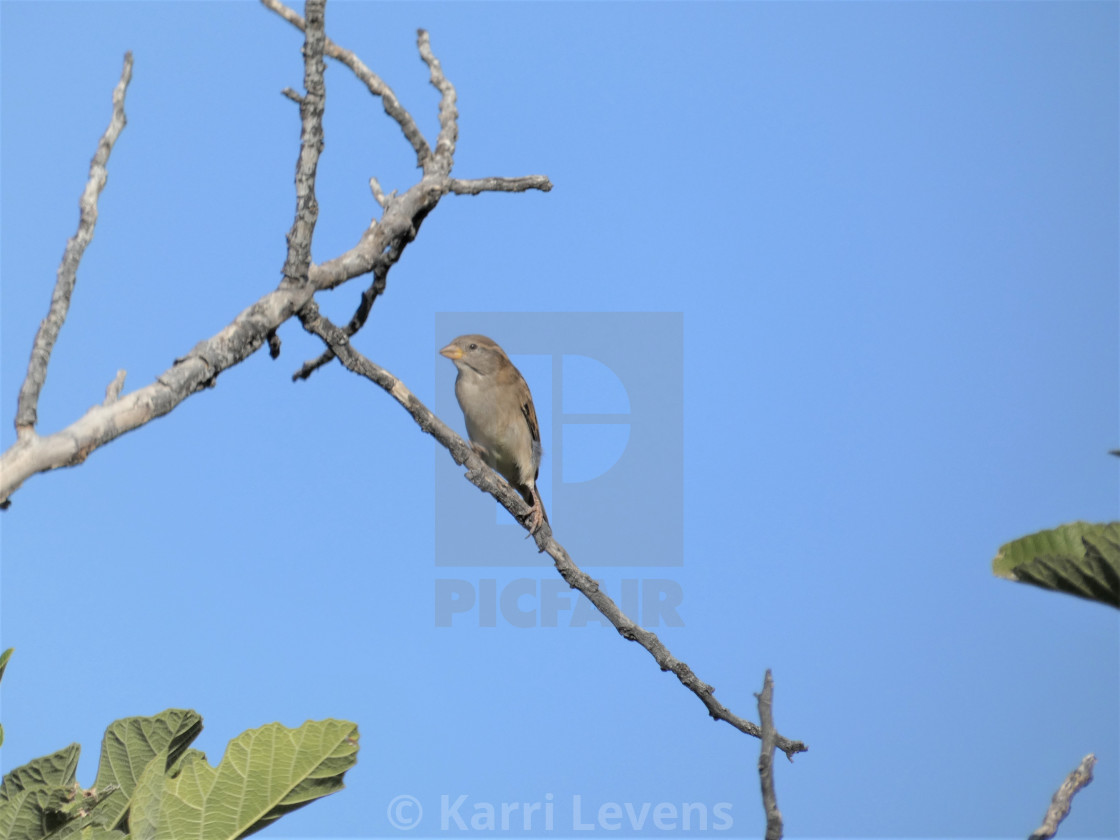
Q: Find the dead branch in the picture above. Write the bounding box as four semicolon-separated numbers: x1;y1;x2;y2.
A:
449;176;552;195
1029;754;1096;840
259;0;430;166
14;52;133;439
279;0;325;288
1;7;550;507
756;670;784;839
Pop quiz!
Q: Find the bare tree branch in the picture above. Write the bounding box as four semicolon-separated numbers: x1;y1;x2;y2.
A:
14;52;133;439
1029;754;1096;840
1;10;551;507
260;0;430;167
297;304;810;760
369;176;387;208
292;269;388;381
102;371;126;406
6;0;801;761
449;176;554;195
307;23;463;365
417;29;457;175
280;0;325;289
756;670;783;839
2;284;308;505
289;25;549;381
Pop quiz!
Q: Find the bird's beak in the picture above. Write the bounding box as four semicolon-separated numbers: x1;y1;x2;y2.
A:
440;344;463;360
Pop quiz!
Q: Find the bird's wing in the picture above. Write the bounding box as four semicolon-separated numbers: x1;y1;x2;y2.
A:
519;379;543;478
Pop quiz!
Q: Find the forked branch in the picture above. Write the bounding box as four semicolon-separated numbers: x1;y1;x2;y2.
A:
1;5;550;506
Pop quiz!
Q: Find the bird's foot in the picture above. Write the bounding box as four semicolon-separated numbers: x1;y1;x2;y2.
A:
523;503;545;538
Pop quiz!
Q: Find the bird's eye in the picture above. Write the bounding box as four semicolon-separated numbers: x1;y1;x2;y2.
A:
468;343;477;350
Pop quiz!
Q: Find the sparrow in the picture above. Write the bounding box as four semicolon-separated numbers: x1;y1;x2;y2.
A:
440;334;549;535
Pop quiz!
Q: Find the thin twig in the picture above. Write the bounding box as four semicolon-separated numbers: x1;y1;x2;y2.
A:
1029;754;1096;840
756;670;783;839
417;29;457;175
14;52;133;438
292;270;386;380
279;0;326;289
298;304;809;759
449;176;553;195
102;371;127;406
292;233;400;380
369;176;387;208
260;0;431;166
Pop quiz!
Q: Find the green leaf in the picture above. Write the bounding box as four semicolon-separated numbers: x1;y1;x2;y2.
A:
0;654;13;748
0;789;57;840
74;827;127;840
168;749;207;777
0;649;12;686
0;745;81;805
130;719;358;840
48;788;125;840
90;710;203;831
993;521;1120;609
0;745;82;840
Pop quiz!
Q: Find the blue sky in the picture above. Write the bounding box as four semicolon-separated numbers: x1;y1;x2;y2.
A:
1;2;1117;838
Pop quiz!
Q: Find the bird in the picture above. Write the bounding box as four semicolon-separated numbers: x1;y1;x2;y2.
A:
440;334;549;535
